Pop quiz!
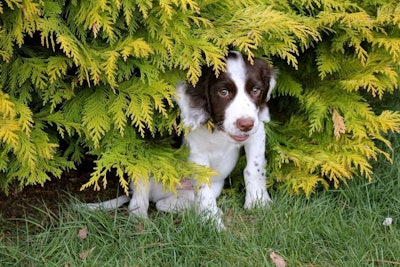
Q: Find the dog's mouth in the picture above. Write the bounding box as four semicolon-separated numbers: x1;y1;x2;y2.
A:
216;122;251;142
228;133;250;142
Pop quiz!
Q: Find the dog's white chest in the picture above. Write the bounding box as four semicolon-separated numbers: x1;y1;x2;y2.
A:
186;127;241;180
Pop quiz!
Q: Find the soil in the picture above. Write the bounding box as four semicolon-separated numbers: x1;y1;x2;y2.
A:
0;169;123;221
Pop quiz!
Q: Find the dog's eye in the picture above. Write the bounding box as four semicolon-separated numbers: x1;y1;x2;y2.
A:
218;89;231;98
250;87;261;97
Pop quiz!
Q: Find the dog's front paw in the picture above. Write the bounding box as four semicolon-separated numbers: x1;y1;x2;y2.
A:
214;216;226;231
212;216;226;231
244;191;272;210
128;206;148;218
128;198;149;218
198;207;226;231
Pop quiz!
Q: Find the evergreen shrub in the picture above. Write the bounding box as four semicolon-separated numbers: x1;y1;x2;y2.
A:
0;0;399;196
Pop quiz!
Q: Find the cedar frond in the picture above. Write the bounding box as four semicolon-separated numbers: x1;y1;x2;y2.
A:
1;0;400;196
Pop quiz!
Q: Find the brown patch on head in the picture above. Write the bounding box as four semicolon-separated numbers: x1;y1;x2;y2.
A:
185;64;237;126
244;57;273;109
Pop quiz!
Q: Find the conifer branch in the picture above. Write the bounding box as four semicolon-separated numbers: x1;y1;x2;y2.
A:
0;0;399;195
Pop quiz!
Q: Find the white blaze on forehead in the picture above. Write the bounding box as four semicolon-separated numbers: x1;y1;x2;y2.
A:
223;53;260;137
226;53;247;91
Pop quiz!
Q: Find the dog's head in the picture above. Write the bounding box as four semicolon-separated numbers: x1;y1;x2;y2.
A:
177;51;276;143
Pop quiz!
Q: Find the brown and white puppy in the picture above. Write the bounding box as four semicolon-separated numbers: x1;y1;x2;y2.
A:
86;51;276;230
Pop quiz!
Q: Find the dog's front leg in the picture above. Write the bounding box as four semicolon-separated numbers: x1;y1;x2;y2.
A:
243;126;272;209
189;154;226;230
128;180;150;218
195;181;226;230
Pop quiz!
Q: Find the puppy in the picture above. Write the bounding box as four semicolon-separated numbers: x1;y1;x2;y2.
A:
86;51;276;230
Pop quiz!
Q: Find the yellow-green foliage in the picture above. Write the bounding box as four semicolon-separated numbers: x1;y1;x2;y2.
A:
0;0;399;196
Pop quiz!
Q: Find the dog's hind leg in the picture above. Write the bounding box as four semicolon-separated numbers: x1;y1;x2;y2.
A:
84;195;131;211
155;189;195;212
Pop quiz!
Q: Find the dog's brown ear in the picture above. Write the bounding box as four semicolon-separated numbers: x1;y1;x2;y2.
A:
175;67;214;128
259;67;277;122
266;68;278;102
187;66;214;116
255;58;276;102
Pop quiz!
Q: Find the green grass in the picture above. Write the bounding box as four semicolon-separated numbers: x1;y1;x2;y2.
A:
1;129;399;266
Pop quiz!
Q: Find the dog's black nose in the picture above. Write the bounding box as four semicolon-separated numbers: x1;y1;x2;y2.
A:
236;117;254;132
